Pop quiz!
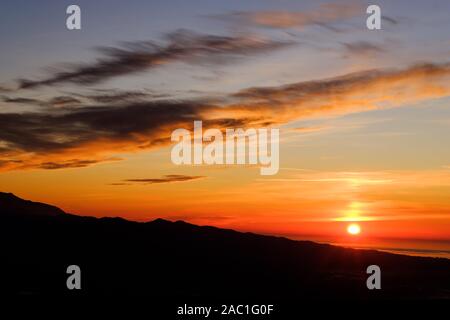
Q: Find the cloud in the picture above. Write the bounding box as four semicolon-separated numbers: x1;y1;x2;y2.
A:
1;62;450;171
228;62;450;124
341;41;385;58
382;16;398;25
38;158;121;170
291;125;332;134
78;89;169;104
17;30;293;89
1;95;81;108
0;156;121;171
2;96;42;105
0;85;14;93
0;159;24;168
213;2;362;29
48;96;82;107
0;100;210;151
121;175;206;184
0;99;220;170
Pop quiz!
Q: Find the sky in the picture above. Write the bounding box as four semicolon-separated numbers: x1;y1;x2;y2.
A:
1;0;450;257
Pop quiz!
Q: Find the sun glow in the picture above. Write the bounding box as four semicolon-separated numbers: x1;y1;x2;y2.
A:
335;201;373;222
347;223;361;235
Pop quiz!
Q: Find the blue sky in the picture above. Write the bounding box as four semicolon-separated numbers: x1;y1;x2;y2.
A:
1;0;449;93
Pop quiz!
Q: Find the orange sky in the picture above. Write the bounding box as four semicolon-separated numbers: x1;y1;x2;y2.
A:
1;1;450;257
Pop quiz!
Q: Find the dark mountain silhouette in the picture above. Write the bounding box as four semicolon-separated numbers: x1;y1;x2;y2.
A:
0;192;65;217
1;192;449;299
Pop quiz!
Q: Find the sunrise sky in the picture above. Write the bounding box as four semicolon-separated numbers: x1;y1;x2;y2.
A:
1;0;450;257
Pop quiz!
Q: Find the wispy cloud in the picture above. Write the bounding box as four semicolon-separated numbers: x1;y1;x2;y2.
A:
78;89;169;104
228;62;450;123
38;158;121;170
291;125;332;134
213;2;362;30
1;94;81;108
0;85;14;93
117;175;206;185
17;30;294;89
382;16;398;25
1;96;41;105
341;41;385;58
47;96;82;107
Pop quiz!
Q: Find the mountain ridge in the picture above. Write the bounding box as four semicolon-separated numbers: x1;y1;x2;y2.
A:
1;192;449;298
0;191;66;217
0;191;447;261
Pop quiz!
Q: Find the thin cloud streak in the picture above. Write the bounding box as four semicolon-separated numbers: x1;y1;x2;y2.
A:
17;30;294;89
341;41;385;58
213;2;362;29
121;175;206;184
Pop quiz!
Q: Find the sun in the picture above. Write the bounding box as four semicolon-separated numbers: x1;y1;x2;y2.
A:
347;223;361;235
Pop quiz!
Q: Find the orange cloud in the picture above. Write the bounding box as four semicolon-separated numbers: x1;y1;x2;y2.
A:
215;2;363;29
1;62;450;171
